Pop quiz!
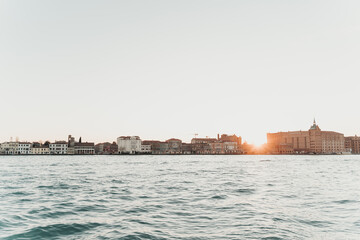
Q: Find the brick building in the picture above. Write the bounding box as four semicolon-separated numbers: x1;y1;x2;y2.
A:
267;120;345;154
345;136;360;154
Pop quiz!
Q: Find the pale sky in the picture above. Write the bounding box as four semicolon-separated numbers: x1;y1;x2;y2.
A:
1;0;359;145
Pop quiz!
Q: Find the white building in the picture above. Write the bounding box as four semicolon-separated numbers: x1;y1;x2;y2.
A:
117;136;142;154
141;144;152;154
1;142;19;155
18;142;32;154
32;147;50;155
49;141;68;154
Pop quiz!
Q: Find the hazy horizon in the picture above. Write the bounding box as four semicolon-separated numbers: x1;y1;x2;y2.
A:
1;0;360;145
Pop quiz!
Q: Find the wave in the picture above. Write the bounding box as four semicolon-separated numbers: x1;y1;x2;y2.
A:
118;232;168;240
235;188;255;194
4;222;103;239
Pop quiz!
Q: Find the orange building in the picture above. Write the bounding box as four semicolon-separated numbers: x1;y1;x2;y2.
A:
345;136;360;154
267;120;345;154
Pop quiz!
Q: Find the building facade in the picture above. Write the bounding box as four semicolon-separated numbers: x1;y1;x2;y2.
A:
18;142;32;154
166;139;182;154
142;140;161;154
32;146;50;154
267;120;345;154
1;142;19;155
117;136;142;154
191;138;217;154
67;135;95;155
345;136;360;154
49;141;68;154
140;144;152;154
95;142;118;154
182;143;192;154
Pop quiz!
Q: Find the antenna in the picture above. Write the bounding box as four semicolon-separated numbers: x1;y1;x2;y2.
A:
194;133;198;138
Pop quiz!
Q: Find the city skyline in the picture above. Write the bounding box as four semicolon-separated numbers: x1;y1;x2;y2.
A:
0;118;358;145
1;1;360;145
1;120;360;155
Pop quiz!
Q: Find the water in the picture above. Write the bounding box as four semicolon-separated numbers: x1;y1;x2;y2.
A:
0;155;360;239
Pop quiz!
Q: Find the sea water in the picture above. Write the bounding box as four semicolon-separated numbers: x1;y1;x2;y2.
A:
0;155;359;239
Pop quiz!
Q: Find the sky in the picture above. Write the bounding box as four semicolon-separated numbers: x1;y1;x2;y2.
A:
1;0;360;145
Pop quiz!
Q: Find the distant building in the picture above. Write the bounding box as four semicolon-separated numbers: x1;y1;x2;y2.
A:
345;136;360;154
166;138;182;154
142;140;161;154
1;142;19;155
74;143;95;155
49;141;68;154
223;142;238;153
191;138;216;154
191;135;242;154
182;143;192;154
218;134;242;145
208;141;224;154
159;142;169;154
117;136;141;154
67;135;95;155
95;142;118;154
217;134;242;154
141;140;173;154
32;145;50;155
267;120;345;154
18;142;32;155
140;144;152;154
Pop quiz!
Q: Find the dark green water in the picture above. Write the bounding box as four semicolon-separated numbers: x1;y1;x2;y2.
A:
0;155;359;239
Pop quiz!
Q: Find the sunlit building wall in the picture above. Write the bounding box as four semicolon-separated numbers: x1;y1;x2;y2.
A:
267;120;345;154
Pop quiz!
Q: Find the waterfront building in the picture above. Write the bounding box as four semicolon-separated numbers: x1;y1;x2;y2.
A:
95;142;118;154
159;142;169;154
218;134;242;146
140;144;152;154
223;142;238;153
74;142;95;154
191;138;216;154
182;143;192;154
217;134;243;154
208;141;239;154
18;142;32;154
67;135;95;155
31;145;50;154
191;135;242;154
142;140;161;154
1;142;19;155
166;138;182;154
49;141;68;154
141;140;172;154
117;136;141;154
345;136;360;154
267;120;345;154
208;141;224;154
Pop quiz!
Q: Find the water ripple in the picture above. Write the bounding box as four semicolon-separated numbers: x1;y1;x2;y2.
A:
4;223;103;239
1;155;360;239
